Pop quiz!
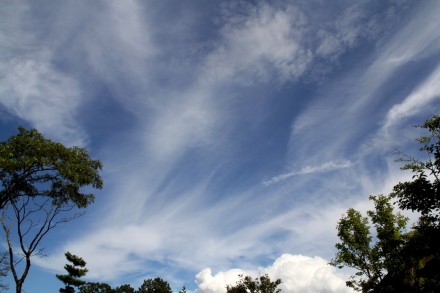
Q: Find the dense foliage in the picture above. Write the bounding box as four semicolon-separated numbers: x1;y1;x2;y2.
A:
57;252;89;292
226;274;282;293
0;128;103;209
0;128;103;293
330;195;410;291
78;278;172;293
332;115;440;292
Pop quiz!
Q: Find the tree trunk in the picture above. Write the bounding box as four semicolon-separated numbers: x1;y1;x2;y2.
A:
15;281;22;293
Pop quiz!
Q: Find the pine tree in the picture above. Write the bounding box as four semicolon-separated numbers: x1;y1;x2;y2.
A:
57;252;88;293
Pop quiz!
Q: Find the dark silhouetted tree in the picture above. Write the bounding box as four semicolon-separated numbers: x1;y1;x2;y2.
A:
0;128;103;293
57;252;88;292
137;278;172;293
226;274;282;293
79;282;114;293
114;284;136;293
332;115;440;292
330;195;409;292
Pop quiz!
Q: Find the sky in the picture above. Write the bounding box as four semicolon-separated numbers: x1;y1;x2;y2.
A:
1;0;440;292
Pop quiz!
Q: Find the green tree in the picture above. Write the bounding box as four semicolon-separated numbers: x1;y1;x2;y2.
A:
332;115;440;292
79;282;114;293
137;278;172;293
330;195;409;292
0;128;103;293
226;274;282;293
390;115;440;291
114;284;136;293
57;252;88;292
392;115;440;222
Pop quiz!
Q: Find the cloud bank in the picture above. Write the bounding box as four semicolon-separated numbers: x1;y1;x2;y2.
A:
195;254;352;293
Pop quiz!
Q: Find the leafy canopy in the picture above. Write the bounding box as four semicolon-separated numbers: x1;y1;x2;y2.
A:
392;115;440;224
226;274;282;293
57;252;88;293
332;115;440;292
138;277;172;293
0;127;103;209
330;195;409;292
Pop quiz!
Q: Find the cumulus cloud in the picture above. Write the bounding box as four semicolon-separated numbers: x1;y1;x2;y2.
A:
195;254;353;293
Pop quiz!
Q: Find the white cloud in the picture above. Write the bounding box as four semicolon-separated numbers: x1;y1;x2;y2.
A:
195;254;353;293
80;0;156;112
144;90;219;162
0;53;87;146
0;2;88;146
142;2;311;161
264;160;353;186
383;65;440;130
289;0;440;170
206;3;311;84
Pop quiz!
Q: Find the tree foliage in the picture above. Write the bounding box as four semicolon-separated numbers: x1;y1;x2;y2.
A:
0;128;103;293
226;274;282;293
79;282;114;293
0;127;103;209
392;115;440;224
330;195;409;292
332;115;440;292
137;277;172;293
57;252;88;292
78;278;170;293
114;284;136;293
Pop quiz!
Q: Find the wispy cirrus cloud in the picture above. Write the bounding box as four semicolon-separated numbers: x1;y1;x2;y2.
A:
0;52;87;146
0;2;88;146
263;160;353;186
33;1;437;286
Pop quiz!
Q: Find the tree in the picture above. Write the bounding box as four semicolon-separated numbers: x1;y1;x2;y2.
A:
0;252;9;291
114;284;136;293
392;115;440;224
137;278;172;293
79;282;137;293
330;195;410;292
332;115;440;292
79;282;114;293
390;115;440;291
57;252;88;292
226;274;282;293
0;128;103;293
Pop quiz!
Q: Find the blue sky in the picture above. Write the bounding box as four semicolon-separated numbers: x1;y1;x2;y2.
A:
1;0;440;292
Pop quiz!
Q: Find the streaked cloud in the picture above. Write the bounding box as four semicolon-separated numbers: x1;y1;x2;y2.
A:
0;52;87;146
263;160;353;186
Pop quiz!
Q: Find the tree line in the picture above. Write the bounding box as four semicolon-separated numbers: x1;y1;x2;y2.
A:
330;115;440;292
56;251;281;293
